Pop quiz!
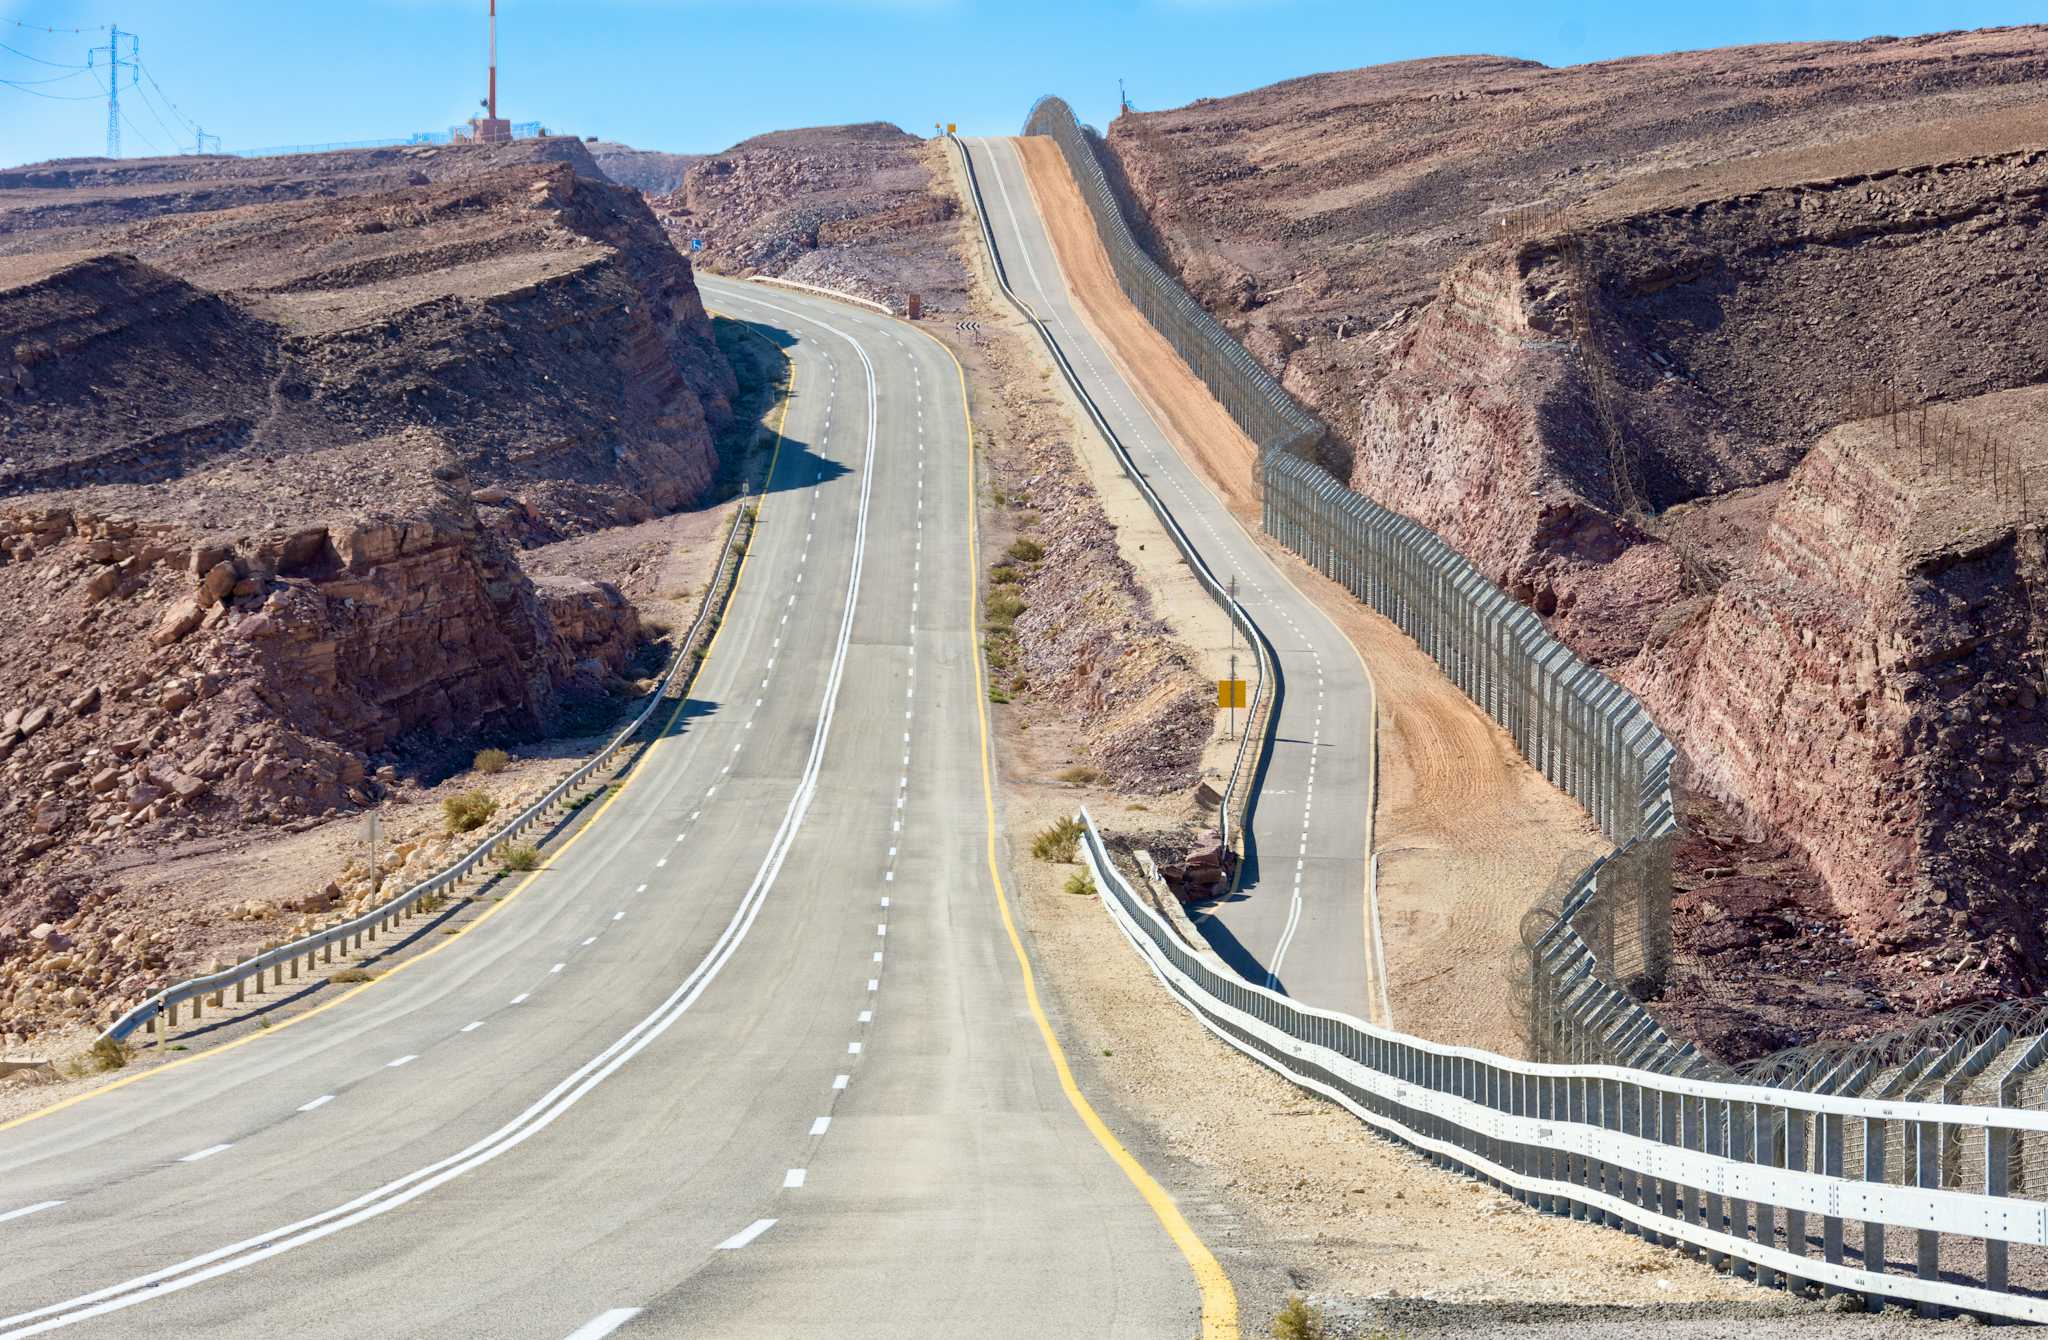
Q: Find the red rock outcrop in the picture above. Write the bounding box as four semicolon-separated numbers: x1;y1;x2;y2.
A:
0;140;740;1042
1642;391;2048;1002
650;124;966;313
1101;29;2048;1045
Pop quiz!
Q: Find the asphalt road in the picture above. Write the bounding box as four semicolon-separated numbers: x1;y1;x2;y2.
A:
0;279;1200;1339
962;136;1380;1019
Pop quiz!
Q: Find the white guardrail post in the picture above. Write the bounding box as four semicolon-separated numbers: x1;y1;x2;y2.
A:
103;497;756;1047
1074;805;2048;1321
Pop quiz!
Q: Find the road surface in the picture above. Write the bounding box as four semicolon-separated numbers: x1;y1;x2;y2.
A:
0;277;1207;1339
961;135;1380;1018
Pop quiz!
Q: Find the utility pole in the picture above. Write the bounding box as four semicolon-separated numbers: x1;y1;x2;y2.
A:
193;125;221;155
87;25;140;159
1119;78;1130;114
487;0;498;122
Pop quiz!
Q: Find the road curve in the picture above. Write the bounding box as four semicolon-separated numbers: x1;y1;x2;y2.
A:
961;135;1380;1019
0;278;1204;1339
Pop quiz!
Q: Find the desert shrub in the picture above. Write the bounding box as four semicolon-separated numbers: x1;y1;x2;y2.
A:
986;591;1026;627
473;748;510;775
498;843;541;871
1006;536;1044;563
88;1037;130;1072
1032;816;1085;864
987;684;1012;704
1063;870;1096;897
330;968;374;984
442;791;498;834
1056;765;1100;786
1270;1296;1328;1340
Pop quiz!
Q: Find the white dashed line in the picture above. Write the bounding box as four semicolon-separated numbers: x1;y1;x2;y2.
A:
0;1202;62;1225
717;1219;778;1250
387;1055;417;1069
297;1095;334;1113
179;1145;232;1163
563;1309;642;1340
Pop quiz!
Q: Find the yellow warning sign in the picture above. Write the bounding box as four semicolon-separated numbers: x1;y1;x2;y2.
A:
1216;679;1247;709
946;122;957;135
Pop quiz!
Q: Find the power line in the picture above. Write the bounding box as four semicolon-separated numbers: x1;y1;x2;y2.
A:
0;65;91;86
131;72;185;149
1;75;103;100
138;62;199;135
1;38;88;69
8;18;110;34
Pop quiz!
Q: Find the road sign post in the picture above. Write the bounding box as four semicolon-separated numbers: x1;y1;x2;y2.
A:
1218;656;1246;739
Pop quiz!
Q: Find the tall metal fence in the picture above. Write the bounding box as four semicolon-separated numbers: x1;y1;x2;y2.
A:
1020;98;1325;464
1077;811;2048;1322
1022;95;1681;1067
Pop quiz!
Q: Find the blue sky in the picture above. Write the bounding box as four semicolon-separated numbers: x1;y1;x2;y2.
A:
1;1;2038;167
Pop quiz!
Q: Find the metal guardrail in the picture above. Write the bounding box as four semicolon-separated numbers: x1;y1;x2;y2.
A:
99;499;756;1045
1078;810;2048;1321
744;274;895;318
948;133;1274;869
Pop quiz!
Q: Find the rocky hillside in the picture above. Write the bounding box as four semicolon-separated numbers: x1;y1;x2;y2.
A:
648;123;968;313
587;140;703;194
1099;27;2048;1050
0;139;737;1044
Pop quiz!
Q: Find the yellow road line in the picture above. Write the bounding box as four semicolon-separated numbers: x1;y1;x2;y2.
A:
1;344;796;1136
945;338;1240;1338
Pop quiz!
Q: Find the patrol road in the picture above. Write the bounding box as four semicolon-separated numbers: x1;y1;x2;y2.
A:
0;276;1209;1339
961;135;1380;1019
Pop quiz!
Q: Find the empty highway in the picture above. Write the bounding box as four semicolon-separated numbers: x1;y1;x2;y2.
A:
960;135;1381;1020
0;278;1216;1339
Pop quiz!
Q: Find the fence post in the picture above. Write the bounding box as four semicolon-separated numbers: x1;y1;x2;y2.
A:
1914;1119;1941;1314
1863;1114;1888;1311
1987;1123;2011;1293
1784;1104;1811;1294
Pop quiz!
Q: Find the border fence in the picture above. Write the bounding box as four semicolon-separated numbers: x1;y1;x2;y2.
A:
1017;96;1680;1068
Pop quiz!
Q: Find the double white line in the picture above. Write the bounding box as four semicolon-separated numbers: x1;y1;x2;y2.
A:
0;305;882;1338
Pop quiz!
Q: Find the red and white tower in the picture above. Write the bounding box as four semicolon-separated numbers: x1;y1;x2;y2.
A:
468;1;512;143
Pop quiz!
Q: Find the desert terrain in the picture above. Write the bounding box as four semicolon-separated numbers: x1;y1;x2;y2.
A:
1099;26;2048;1056
0;136;751;1047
